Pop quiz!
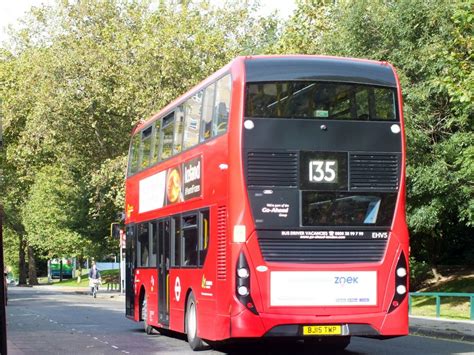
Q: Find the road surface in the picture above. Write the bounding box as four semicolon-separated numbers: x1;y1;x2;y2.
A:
6;287;473;354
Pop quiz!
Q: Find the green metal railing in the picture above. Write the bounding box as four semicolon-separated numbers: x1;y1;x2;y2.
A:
409;292;474;320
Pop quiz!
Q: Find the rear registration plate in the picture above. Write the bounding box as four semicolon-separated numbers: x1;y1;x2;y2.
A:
303;325;342;336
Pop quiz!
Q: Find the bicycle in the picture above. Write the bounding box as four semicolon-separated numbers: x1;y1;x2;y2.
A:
90;278;101;298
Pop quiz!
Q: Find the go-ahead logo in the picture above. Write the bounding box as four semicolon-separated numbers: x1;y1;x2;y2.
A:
334;276;359;285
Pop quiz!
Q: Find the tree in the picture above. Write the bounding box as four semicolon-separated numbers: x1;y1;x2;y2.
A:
22;165;90;260
274;0;334;54
1;0;274;273
1;227;20;279
277;0;473;269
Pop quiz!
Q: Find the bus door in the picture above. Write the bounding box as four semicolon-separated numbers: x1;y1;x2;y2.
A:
125;225;136;318
158;219;170;326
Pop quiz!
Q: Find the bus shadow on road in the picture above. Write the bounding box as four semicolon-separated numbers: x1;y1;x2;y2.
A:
151;328;357;355
210;340;357;355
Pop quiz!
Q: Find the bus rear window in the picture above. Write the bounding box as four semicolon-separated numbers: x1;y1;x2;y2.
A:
302;192;396;227
245;82;396;121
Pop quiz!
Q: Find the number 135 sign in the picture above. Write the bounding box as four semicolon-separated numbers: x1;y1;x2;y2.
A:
309;160;337;183
300;152;347;190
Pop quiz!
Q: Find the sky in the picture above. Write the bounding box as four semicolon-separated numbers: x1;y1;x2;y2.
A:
0;0;297;43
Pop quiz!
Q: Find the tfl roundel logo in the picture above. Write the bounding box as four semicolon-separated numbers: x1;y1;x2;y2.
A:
174;276;181;302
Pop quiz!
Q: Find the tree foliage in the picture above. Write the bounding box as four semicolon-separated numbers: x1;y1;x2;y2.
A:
0;0;472;276
277;0;473;265
0;0;273;270
21;165;89;258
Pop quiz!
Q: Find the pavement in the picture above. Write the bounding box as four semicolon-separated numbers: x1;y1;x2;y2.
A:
33;284;126;301
7;285;474;345
409;316;474;343
5;285;126;354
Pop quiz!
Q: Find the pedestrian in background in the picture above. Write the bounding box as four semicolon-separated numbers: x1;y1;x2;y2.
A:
88;263;101;297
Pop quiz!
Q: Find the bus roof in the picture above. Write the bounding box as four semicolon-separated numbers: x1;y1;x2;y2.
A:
134;55;397;133
243;55;397;87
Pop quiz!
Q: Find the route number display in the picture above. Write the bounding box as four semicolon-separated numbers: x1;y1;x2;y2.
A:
309;160;337;183
300;152;347;190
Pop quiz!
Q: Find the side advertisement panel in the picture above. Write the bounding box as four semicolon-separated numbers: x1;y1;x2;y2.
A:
138;157;202;214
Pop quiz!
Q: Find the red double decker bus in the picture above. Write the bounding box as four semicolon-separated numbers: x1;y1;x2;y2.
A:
124;55;409;350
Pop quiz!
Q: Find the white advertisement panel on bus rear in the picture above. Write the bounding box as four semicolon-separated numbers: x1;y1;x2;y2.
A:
270;271;377;306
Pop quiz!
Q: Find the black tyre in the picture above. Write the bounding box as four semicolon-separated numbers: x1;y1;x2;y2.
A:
142;296;153;335
185;292;207;351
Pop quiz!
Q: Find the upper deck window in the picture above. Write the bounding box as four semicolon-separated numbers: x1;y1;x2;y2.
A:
140;126;153;170
245;81;396;121
151;120;161;165
127;74;231;176
129;134;141;175
201;74;231;141
161;112;175;160
173;106;185;155
213;75;231;135
183;91;203;150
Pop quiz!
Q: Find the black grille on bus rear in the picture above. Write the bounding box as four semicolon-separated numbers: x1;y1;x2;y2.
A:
349;153;400;191
258;237;387;263
247;151;298;187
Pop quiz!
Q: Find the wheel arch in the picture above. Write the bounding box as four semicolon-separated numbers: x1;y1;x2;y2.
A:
139;285;146;321
183;287;194;332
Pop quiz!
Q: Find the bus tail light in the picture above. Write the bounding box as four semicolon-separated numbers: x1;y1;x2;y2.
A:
236;253;258;315
388;252;408;313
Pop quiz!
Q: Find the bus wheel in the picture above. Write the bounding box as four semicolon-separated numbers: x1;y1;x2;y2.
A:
185;292;206;350
142;297;153;335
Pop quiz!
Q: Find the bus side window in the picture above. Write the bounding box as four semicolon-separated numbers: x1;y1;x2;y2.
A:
173;106;184;155
201;83;216;141
129;133;141;175
149;221;158;267
137;223;149;267
213;75;231;136
199;210;209;267
151;119;162;165
140;126;153;169
172;216;181;267
126;225;136;268
161;112;175;160
183;92;202;150
182;214;198;267
159;219;171;270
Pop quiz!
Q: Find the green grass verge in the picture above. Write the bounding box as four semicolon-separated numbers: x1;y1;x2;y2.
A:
410;275;474;320
45;269;120;288
410;296;471;320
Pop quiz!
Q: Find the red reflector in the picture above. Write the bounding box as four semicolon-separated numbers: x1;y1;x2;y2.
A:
392;301;399;307
247;302;254;309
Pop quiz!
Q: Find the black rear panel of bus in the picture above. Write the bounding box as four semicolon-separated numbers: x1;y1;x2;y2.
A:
242;57;402;264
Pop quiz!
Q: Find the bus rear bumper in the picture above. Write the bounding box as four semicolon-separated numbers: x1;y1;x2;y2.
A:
229;304;408;339
263;323;381;338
